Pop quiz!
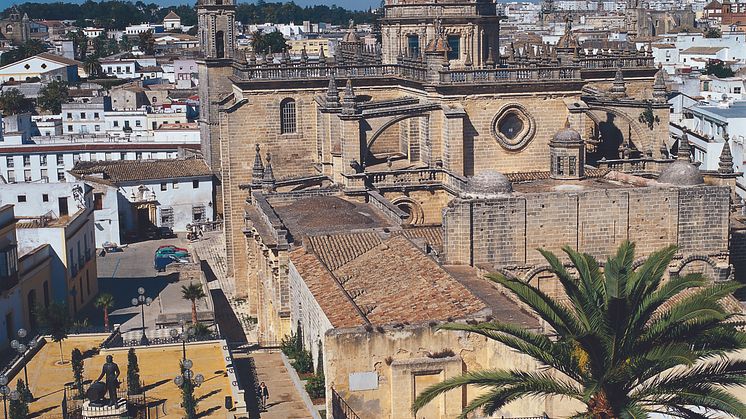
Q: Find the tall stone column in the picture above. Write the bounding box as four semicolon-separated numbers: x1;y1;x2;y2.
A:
443;108;466;175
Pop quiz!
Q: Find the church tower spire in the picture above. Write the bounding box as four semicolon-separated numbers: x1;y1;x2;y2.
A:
197;0;236;60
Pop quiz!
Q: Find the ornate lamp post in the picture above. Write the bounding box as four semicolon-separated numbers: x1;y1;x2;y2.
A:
10;328;37;392
170;319;194;360
174;359;204;419
131;287;153;346
0;376;17;419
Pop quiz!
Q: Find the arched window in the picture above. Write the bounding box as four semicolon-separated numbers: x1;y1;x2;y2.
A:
280;98;297;134
5;25;13;34
215;31;225;59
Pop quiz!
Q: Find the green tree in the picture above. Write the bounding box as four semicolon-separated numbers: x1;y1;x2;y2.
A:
84;55;103;79
138;30;155;55
703;59;735;78
0;39;47;66
179;359;198;418
181;282;206;325
412;242;746;418
8;380;29;419
71;348;85;399
705;27;722;38
16;379;32;403
37;80;69;115
67;29;88;60
94;293;115;331
316;341;324;376
251;30;289;55
36;302;72;364
295;322;303;356
0;89;34;115
127;348;142;395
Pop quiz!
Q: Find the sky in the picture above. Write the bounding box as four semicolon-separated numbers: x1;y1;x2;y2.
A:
0;0;382;11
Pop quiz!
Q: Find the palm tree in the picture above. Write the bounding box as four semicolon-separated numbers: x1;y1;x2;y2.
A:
181;282;206;325
95;293;115;331
413;242;746;419
83;56;102;79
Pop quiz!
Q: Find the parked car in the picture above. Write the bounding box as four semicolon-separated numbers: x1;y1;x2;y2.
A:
155;247;189;258
154;254;188;272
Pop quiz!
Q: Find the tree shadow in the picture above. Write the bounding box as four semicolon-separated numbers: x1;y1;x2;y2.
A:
142;379;170;392
197;405;221;418
196;389;220;402
29;405;58;418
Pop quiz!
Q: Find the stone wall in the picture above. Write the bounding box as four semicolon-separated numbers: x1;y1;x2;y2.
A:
289;259;334;371
443;185;731;268
324;323;581;419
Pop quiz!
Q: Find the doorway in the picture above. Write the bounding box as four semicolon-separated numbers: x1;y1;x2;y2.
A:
59;197;69;216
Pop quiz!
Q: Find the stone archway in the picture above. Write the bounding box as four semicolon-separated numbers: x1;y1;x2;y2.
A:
670;254;727;282
364;114;428;167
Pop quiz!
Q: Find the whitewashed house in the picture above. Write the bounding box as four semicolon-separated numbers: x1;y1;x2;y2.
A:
0;52;81;83
70;158;214;241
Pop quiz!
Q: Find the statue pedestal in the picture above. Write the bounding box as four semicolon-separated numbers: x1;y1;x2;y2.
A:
81;399;128;418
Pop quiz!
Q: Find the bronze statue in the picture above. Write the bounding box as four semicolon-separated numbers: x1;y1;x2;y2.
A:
93;355;121;406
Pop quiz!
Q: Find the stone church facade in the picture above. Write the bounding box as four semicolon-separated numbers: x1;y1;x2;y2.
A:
197;0;743;416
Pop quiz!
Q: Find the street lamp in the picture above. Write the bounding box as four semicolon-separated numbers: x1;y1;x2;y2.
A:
173;358;205;417
0;375;11;419
170;319;194;360
131;287;153;346
10;328;36;394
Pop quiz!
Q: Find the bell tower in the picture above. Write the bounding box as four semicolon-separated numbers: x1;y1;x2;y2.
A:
197;0;237;229
197;0;236;59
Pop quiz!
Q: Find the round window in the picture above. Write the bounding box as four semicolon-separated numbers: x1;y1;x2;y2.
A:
491;104;536;151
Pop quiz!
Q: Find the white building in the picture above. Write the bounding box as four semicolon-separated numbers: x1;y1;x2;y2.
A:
101;59;137;79
675;100;746;197
699;75;746;101
0;52;81;83
3;181;98;314
61;98;112;135
82;27;105;38
105;109;148;139
163;11;182;31
70;158;214;242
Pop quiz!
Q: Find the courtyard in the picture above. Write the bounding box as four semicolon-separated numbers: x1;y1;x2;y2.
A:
0;335;234;417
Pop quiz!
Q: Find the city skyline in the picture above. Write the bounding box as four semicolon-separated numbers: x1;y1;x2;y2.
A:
1;0;382;11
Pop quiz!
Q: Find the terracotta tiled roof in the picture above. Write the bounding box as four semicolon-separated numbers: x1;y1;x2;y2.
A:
398;225;443;254
294;234;487;328
164;10;181;20
290;248;366;328
307;232;381;271
334;235;487;325
70;158;211;183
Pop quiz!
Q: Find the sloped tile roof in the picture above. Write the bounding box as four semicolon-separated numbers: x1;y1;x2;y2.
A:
70;158;211;183
307;232;381;271
293;234;487;328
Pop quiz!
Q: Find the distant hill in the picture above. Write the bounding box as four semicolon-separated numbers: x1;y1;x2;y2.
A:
3;1;378;30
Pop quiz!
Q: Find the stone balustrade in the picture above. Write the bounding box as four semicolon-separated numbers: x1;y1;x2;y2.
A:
343;168;467;193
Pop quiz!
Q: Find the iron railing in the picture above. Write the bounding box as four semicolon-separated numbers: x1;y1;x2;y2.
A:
331;388;360;419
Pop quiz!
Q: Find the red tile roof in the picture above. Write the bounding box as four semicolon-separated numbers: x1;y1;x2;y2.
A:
70;157;211;183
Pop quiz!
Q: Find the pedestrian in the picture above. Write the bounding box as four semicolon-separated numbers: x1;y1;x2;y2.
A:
258;381;269;410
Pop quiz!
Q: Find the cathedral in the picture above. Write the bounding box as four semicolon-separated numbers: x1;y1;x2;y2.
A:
197;1;742;417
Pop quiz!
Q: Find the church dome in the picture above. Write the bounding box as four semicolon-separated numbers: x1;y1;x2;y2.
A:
552;126;582;144
465;170;513;195
657;159;704;186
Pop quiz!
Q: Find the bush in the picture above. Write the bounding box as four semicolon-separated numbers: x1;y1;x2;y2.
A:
127;348;142;395
292;349;313;374
305;373;325;399
280;332;301;359
71;349;85;399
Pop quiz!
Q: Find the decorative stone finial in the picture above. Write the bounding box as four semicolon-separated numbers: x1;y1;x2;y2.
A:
262;152;276;192
611;66;627;97
318;45;326;64
326;74;340;107
486;46;495;67
653;64;667;102
718;133;735;174
343;79;356;110
252;144;264;187
464;50;472;68
678;130;691;161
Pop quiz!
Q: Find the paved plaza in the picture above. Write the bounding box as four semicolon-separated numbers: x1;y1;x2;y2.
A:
1;335;233;418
